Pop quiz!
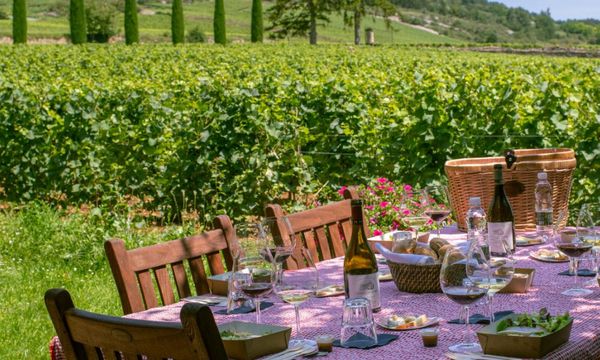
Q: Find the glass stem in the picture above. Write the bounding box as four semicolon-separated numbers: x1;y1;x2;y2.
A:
488;294;494;323
277;265;284;286
464;305;471;344
573;258;579;288
436;222;441;238
294;304;301;336
255;299;262;323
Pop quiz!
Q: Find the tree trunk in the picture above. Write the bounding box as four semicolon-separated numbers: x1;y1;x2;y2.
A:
309;0;317;45
354;11;361;45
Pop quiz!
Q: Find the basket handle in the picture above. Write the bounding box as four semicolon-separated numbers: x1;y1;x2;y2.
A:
504;149;517;169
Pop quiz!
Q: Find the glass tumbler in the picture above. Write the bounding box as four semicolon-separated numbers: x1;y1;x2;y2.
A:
340;297;378;347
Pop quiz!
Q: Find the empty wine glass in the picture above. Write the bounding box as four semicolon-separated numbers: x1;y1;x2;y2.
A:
262;217;296;286
555;211;594;297
577;203;600;286
440;246;488;353
423;185;452;238
232;222;276;323
275;248;318;336
467;233;514;323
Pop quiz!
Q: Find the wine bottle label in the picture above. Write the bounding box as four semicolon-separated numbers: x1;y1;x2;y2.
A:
488;222;514;254
346;273;380;309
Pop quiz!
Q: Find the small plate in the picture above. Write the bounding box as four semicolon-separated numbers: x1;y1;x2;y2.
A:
183;295;228;306
376;316;440;331
516;235;544;247
529;249;569;263
378;271;393;282
315;285;345;297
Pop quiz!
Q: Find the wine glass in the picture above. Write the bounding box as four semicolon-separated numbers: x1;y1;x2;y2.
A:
261;217;296;287
232;222;276;323
555;210;594;297
440;246;488;353
423;185;452;238
275;248;318;336
467;233;514;323
403;216;430;243
577;203;600;286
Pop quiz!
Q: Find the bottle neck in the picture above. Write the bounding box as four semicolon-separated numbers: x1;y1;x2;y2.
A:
351;205;364;225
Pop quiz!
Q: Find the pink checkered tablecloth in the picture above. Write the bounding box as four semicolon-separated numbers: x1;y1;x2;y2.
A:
50;229;600;359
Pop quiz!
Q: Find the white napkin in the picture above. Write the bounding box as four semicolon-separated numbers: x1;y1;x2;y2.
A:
375;243;435;265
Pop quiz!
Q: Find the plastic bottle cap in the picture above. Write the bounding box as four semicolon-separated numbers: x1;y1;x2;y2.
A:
469;197;481;207
537;172;548;180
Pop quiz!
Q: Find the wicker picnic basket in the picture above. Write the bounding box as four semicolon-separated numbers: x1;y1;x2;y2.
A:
387;261;442;293
445;148;576;232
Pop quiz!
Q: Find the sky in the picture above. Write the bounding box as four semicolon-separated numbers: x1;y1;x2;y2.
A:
493;0;600;20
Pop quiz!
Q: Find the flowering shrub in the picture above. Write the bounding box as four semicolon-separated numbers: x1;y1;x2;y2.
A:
338;178;435;236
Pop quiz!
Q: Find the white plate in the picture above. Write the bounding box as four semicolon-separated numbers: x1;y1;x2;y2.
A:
529;250;569;263
378;271;393;282
376;316;440;331
182;295;228;306
516;235;544;247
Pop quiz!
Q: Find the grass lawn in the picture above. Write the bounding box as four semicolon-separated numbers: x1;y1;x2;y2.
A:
0;204;202;359
0;0;462;44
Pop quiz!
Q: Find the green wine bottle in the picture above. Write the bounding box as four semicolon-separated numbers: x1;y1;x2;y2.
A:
344;199;381;311
487;164;516;255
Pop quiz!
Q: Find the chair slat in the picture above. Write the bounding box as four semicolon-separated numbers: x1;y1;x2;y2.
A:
188;257;210;295
207;252;226;276
341;220;353;247
171;261;192;299
137;271;159;309
314;226;331;260
328;222;346;258
302;230;320;263
154;266;176;305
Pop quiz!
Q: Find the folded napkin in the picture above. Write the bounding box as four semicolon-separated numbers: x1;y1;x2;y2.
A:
558;269;597;277
214;301;274;315
375;243;435;265
333;333;398;349
448;310;514;325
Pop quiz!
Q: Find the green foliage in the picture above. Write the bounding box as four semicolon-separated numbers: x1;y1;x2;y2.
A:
186;25;206;43
214;0;226;44
267;0;338;44
250;0;263;43
85;0;118;43
12;0;27;44
124;0;140;45
69;0;87;44
171;0;184;44
0;45;598;224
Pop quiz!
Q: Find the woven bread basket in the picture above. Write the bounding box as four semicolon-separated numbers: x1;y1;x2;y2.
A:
445;148;576;232
387;260;442;293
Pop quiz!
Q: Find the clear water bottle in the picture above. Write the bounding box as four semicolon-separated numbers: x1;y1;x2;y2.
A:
535;172;553;242
466;197;487;235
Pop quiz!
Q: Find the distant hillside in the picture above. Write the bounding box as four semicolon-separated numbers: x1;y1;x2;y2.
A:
392;0;600;45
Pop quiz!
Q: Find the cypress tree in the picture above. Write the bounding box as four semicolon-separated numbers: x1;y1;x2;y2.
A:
250;0;263;43
69;0;86;44
124;0;139;45
213;0;226;44
12;0;27;44
171;0;184;44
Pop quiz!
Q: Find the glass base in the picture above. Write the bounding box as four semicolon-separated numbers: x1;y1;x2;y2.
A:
561;288;593;296
449;342;482;353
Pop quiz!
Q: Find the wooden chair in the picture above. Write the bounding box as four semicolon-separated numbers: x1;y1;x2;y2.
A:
105;215;237;314
265;188;370;269
45;288;227;360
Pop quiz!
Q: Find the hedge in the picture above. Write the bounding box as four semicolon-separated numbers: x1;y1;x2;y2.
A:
0;45;598;223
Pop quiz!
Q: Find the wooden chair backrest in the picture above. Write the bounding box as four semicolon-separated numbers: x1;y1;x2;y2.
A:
265;188;370;269
45;288;227;360
105;215;237;314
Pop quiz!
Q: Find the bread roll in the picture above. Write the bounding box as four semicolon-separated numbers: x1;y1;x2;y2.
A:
436;244;455;260
413;247;439;261
429;237;450;253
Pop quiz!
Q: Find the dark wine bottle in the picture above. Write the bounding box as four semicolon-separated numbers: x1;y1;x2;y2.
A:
344;199;381;312
487;164;516;255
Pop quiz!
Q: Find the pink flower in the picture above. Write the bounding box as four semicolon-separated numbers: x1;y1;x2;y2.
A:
373;229;383;236
365;205;374;210
377;177;388;184
379;201;389;208
392;220;399;230
392;206;400;212
338;186;348;196
380;211;387;217
403;184;412;192
427;219;434;225
402;209;411;216
387;186;395;193
370;217;378;224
